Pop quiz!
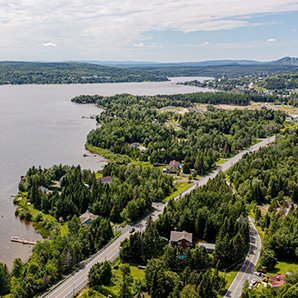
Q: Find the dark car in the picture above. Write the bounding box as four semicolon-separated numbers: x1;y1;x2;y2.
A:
129;227;135;233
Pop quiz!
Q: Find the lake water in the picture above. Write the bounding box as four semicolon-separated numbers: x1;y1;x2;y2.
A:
0;77;210;268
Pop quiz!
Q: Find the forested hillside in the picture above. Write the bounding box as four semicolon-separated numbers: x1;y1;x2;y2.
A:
228;129;298;297
0;62;167;84
18;163;173;223
113;173;249;297
80;93;286;173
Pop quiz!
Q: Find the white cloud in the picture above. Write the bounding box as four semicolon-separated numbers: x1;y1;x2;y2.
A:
267;38;277;43
0;0;297;59
133;42;145;48
41;42;56;47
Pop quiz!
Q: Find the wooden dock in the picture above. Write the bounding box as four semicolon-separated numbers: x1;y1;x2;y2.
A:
11;238;36;245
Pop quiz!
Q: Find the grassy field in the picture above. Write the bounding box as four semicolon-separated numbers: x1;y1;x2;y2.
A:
266;260;298;276
280;121;298;132
80;265;146;298
15;193;67;237
164;181;193;201
215;159;227;165
218;270;238;297
85;143;130;164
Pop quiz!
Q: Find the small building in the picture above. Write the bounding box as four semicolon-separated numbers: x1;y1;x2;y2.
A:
97;176;112;185
167;160;180;173
269;274;286;288
39;186;50;195
129;142;147;153
198;242;216;253
169;230;193;249
79;211;98;225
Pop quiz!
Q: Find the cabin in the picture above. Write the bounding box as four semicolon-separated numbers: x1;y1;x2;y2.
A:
167;160;180;173
169;230;192;249
97;176;112;185
79;211;98;225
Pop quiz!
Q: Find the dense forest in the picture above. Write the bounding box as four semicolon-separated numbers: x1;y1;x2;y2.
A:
85;173;249;297
140;64;298;79
258;73;298;90
80;94;286;173
229;130;298;204
72;90;275;106
0;62;167;85
228;129;298;297
18;163;173;223
0;215;113;297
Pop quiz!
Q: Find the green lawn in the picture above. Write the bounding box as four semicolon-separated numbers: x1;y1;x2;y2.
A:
281;121;298;132
164;181;193;201
95;172;103;179
15;193;68;237
266;260;298;276
130;160;153;168
115;265;146;279
215;159;227;165
218;270;238;297
85;143;131;164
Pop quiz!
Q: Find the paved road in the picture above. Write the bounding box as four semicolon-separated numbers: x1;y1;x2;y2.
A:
223;217;262;298
42;136;274;298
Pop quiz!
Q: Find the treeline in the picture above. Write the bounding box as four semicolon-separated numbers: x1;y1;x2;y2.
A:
113;173;249;297
229;130;298;204
139;64;298;79
72;90;277;106
19;163;173;223
0;215;113;297
259;73;298;90
229;129;298;281
0;62;167;85
85;94;285;170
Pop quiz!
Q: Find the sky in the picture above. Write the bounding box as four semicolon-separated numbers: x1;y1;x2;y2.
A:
0;0;298;62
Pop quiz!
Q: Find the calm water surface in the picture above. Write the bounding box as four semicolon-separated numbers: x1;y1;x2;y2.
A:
0;77;210;268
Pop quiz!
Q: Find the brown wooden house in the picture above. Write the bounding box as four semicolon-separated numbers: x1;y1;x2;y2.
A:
169;230;193;249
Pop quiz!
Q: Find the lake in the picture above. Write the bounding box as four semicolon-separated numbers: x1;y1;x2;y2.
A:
0;77;210;268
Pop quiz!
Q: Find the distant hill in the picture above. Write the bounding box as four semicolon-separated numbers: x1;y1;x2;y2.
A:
0;61;167;85
269;57;298;66
79;57;298;68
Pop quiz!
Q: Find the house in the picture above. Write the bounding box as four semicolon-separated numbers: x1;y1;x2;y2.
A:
167;160;180;173
169;230;193;249
39;186;50;195
97;176;112;185
79;211;98;225
129;142;147;153
198;242;216;253
269;274;286;288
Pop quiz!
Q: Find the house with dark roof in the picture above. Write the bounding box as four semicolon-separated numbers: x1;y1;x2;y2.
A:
96;176;112;185
167;160;180;173
169;230;192;249
79;211;98;225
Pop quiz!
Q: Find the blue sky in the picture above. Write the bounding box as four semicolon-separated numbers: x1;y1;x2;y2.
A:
0;0;297;62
